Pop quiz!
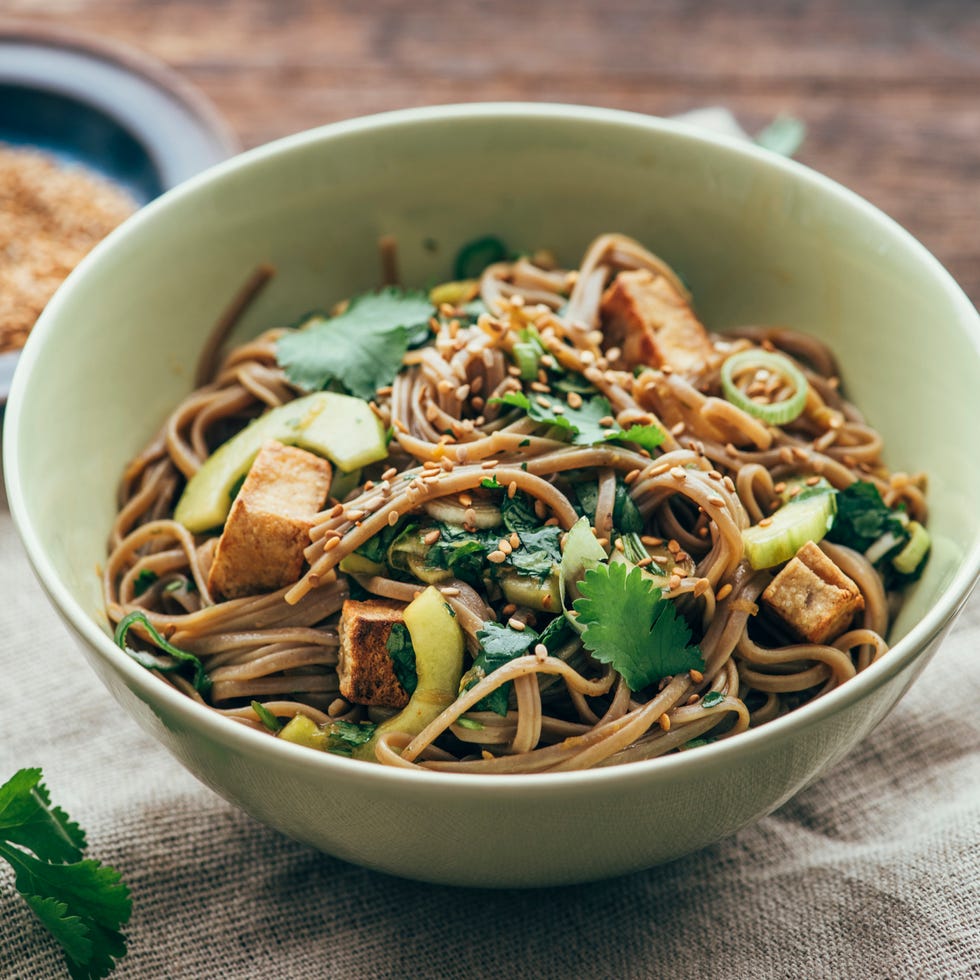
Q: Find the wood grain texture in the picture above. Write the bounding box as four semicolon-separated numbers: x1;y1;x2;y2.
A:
4;0;978;301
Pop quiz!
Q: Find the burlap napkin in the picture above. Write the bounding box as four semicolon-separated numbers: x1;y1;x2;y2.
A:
2;109;978;978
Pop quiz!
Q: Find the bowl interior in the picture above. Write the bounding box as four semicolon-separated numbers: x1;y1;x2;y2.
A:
11;107;978;650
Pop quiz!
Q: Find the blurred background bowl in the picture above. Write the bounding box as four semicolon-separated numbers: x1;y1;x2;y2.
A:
4;104;979;886
0;24;237;399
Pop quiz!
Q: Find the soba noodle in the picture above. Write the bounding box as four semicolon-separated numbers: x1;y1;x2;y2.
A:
104;233;928;772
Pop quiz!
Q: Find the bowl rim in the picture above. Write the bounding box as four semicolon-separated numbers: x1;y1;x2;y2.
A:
6;101;980;793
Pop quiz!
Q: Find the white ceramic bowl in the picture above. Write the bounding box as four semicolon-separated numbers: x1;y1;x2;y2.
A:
5;104;979;886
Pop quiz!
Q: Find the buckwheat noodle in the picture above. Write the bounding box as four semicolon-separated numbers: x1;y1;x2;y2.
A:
104;233;925;771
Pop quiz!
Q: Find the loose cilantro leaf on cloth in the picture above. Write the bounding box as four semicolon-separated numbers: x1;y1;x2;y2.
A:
573;561;704;690
826;481;908;553
0;769;131;979
492;391;664;452
276;288;434;399
386;622;418;695
113;610;211;696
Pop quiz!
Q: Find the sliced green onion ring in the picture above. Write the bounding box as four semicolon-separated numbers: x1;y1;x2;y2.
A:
720;349;808;425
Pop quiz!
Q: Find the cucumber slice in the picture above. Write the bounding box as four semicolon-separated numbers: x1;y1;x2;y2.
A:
892;521;930;575
174;391;387;533
742;492;837;569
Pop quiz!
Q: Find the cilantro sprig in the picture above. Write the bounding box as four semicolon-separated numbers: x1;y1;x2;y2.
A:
0;769;131;979
573;561;704;690
276;288;435;399
492;390;664;452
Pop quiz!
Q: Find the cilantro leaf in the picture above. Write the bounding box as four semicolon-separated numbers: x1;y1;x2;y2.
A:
276;288;434;400
463;621;539;715
0;769;131;979
385;622;418;695
492;391;664;452
573;562;704;690
425;523;498;587
572;479;643;534
462;617;572;715
499;492;563;580
324;720;377;755
702;690;725;708
132;569;157;597
826;481;908;553
0;769;85;864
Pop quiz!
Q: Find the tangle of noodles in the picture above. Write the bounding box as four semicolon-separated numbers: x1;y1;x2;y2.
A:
104;233;928;773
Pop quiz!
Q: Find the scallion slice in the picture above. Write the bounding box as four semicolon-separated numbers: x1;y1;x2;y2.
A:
892;521;930;575
721;349;808;425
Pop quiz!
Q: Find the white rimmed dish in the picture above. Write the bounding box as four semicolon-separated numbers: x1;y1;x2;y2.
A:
5;104;979;886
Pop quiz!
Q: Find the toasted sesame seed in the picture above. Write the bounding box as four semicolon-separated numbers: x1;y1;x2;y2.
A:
624;468;641;485
614;537;625;552
458;492;473;506
440;586;461;597
792;447;809;461
659;713;671;732
599;415;616;428
805;475;821;486
551;404;565;414
388;511;400;526
716;583;733;601
507;618;526;631
692;579;710;598
722;476;735;493
667;539;680;553
535;396;552;409
534;499;547;519
641;535;663;546
509;532;520;549
329;503;344;518
708;495;725;507
541;593;553;609
324;537;340;551
689;668;704;683
534;643;548;661
596;537;609;549
382;467;398;481
758;516;774;527
567;391;583;409
507;481;518;499
501;603;517;616
423;529;442;546
481;459;499;469
773;481;786;493
670;421;686;436
668;574;682;591
498;539;513;555
488;550;507;564
687;694;700;705
670;466;687;481
708;470;722;481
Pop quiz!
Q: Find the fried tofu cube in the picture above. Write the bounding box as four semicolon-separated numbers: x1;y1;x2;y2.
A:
207;440;332;599
338;599;411;709
761;541;865;644
600;268;715;377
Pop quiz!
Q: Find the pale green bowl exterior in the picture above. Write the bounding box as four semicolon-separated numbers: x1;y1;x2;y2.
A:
5;104;979;886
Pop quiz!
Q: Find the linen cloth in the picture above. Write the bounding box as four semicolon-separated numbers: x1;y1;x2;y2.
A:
2;434;979;980
1;106;978;977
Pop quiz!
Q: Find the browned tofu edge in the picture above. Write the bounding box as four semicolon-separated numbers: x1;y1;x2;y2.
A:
338;598;411;709
599;268;714;376
207;440;332;600
760;541;865;645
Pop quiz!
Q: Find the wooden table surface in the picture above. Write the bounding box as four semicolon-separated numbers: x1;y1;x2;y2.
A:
4;0;979;304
